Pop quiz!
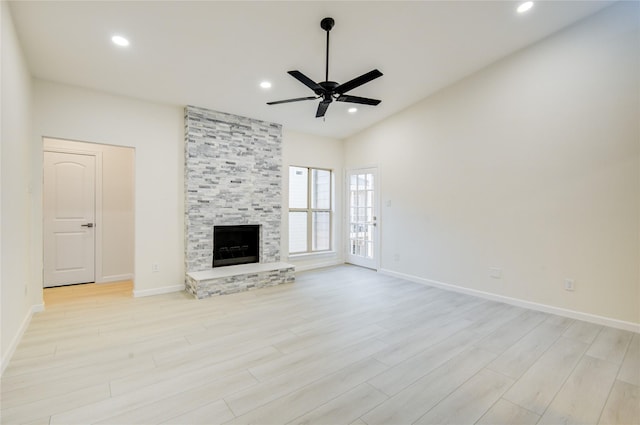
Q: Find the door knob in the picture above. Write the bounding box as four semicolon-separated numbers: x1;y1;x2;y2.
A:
81;223;94;228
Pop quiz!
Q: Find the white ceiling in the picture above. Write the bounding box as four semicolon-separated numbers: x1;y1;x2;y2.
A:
9;0;614;139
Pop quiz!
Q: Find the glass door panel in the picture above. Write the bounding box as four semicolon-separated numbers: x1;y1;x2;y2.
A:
346;168;378;269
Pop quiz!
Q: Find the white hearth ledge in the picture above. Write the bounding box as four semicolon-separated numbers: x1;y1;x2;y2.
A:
186;262;296;299
188;262;294;280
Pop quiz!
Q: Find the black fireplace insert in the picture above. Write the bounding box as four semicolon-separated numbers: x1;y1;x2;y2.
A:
213;225;259;268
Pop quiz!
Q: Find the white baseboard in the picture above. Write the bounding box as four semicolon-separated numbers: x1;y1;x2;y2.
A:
294;259;345;272
98;273;134;284
1;303;43;376
133;284;184;298
379;268;640;333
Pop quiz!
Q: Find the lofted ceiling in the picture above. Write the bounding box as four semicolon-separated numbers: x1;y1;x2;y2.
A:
9;1;614;139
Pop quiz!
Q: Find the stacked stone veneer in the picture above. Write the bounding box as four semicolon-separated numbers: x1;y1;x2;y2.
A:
184;105;294;298
186;265;296;299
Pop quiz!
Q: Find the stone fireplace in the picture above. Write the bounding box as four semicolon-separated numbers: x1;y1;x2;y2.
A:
184;106;294;298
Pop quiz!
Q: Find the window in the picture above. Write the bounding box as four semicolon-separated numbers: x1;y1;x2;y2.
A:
289;166;332;254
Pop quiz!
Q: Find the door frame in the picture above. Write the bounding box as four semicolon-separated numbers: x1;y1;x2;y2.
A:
43;144;104;285
345;165;381;271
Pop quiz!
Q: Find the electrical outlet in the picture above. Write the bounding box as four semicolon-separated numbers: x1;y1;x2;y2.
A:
564;279;575;291
152;263;160;273
489;267;502;279
394;253;400;261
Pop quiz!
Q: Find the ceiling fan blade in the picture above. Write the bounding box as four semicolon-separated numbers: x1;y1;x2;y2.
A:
335;69;383;95
336;95;381;106
316;101;331;118
288;70;323;93
267;96;317;105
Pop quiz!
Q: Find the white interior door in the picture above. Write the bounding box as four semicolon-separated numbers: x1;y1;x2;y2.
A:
44;151;96;287
347;168;379;269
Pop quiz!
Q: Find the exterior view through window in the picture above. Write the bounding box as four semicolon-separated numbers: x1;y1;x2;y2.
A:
289;166;332;254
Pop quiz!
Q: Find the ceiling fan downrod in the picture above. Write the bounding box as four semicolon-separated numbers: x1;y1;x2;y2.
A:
321;17;335;82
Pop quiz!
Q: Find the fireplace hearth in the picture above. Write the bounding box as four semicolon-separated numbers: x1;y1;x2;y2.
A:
213;225;259;268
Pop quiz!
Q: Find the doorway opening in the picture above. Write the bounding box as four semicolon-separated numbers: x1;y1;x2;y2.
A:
43;138;135;290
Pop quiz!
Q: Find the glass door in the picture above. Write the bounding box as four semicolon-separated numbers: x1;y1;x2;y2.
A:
347;168;378;269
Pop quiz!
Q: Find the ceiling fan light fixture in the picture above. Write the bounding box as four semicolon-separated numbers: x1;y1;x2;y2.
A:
517;1;534;14
348;107;358;113
260;81;272;89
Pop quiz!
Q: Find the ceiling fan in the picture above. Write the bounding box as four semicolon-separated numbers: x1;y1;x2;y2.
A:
267;17;383;118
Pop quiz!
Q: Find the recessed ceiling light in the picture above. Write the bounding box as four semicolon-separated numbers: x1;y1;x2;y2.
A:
517;1;534;13
348;107;357;113
111;35;130;47
260;81;272;89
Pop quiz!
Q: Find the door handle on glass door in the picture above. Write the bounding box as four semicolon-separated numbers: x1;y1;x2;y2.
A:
81;223;94;228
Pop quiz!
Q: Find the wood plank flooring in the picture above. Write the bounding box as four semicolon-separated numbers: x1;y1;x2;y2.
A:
1;265;638;424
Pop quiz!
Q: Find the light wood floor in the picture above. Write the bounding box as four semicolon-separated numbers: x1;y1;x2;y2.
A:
1;265;638;425
42;280;134;307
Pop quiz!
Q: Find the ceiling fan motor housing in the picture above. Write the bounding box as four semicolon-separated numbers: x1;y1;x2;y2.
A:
319;81;338;101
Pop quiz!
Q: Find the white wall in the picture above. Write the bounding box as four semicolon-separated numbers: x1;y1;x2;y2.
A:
345;3;639;326
34;80;184;296
1;0;39;373
101;144;135;280
282;129;345;271
43;138;135;283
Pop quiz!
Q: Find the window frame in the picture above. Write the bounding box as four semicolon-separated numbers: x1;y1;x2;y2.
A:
288;166;333;255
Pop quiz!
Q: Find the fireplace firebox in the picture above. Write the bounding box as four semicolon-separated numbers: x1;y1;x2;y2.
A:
213;225;259;268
